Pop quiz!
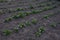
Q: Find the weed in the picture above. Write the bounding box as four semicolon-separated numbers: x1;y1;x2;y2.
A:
43;7;50;11
39;27;45;33
35;32;41;37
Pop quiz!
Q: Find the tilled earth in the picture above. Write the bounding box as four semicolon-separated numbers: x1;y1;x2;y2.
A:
0;0;60;40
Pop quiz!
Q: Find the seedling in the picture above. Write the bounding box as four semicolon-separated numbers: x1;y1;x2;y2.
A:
48;13;54;16
25;21;31;26
50;23;56;27
35;27;45;37
3;30;11;36
35;32;41;37
4;17;12;22
38;4;45;7
13;27;19;33
31;19;37;24
43;7;50;11
31;10;40;14
29;5;34;9
18;12;25;18
39;27;45;33
16;8;23;11
43;15;49;19
12;15;19;19
18;23;25;28
25;12;31;16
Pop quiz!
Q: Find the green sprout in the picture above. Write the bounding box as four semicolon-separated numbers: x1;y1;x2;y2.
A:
39;27;45;33
18;12;25;18
25;21;31;26
35;27;45;37
43;15;49;19
16;8;23;11
4;17;12;22
3;30;11;36
13;27;19;33
18;23;25;28
12;15;19;19
29;5;34;9
25;12;31;16
50;23;56;27
31;19;37;24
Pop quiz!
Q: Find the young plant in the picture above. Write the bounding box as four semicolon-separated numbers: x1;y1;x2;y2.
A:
25;12;31;16
3;30;11;36
35;32;41;37
39;27;45;33
18;12;25;18
25;21;31;26
29;5;34;9
50;23;56;27
13;27;19;33
48;13;54;16
16;8;23;11
4;17;12;22
43;15;49;19
31;19;37;24
43;7;49;11
18;23;25;28
35;27;45;37
31;10;40;14
12;15;19;19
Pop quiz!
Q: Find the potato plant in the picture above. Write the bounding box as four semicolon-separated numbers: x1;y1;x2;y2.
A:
3;30;11;36
18;12;25;18
12;15;19;19
43;15;49;19
18;23;25;29
25;21;31;26
31;10;40;14
25;12;32;16
4;17;12;22
50;23;56;27
16;8;23;11
43;13;54;19
13;27;19;33
35;27;45;37
31;18;37;24
29;5;34;9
